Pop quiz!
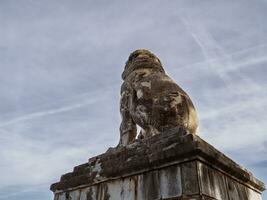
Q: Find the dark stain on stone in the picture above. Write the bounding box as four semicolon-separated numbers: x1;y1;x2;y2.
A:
98;184;110;200
103;184;110;200
181;161;199;195
53;194;59;200
95;185;99;200
86;188;94;200
65;191;71;200
227;179;249;200
132;176;138;200
143;170;160;199
162;165;181;196
201;163;215;197
199;163;229;199
169;166;179;192
120;179;124;198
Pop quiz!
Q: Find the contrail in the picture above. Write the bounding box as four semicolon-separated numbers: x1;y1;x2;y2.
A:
0;101;93;127
176;43;267;73
0;90;112;128
180;17;266;97
181;18;232;83
178;19;267;74
181;18;235;82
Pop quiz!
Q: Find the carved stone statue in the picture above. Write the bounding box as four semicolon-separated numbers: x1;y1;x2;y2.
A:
119;49;198;146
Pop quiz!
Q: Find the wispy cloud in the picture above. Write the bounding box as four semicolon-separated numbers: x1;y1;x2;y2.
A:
0;0;267;199
181;17;267;83
0;128;92;188
177;43;267;73
0;87;114;128
0;184;51;199
181;18;233;82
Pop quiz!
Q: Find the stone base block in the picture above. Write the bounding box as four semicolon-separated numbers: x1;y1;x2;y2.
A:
50;130;265;200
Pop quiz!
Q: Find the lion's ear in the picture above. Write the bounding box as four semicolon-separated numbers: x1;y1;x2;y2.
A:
154;58;161;65
122;70;127;80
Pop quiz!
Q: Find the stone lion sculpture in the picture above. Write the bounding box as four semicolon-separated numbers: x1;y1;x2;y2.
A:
119;49;198;146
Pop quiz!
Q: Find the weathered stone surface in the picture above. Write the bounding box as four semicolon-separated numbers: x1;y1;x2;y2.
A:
119;49;198;146
139;170;161;199
159;165;182;198
181;161;199;195
80;187;96;200
198;162;229;199
51;129;265;200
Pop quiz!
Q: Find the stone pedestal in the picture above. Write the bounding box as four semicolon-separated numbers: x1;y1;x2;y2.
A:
50;129;265;200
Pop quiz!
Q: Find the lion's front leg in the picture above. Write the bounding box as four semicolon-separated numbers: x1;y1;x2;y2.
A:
119;82;137;146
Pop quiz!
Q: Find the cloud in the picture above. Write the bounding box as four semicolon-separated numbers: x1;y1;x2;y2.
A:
253;160;267;168
0;87;113;128
0;184;53;200
0;128;92;188
0;0;267;199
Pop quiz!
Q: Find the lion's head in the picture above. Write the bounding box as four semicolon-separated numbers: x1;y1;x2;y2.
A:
122;49;165;80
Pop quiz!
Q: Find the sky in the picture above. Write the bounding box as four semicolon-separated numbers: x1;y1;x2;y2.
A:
0;0;266;199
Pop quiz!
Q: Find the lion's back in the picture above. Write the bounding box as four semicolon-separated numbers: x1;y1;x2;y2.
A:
132;72;198;134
